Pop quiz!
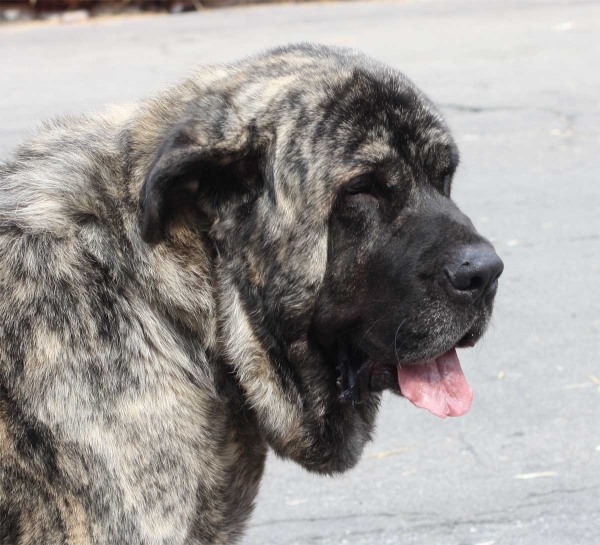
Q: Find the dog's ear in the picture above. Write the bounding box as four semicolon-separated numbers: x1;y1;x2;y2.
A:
139;96;261;244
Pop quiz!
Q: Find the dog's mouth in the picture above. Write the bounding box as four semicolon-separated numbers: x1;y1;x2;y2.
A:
336;328;480;419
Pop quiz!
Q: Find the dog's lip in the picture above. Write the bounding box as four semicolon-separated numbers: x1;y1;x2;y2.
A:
456;329;478;348
368;341;474;397
366;324;484;393
391;323;483;367
334;322;485;404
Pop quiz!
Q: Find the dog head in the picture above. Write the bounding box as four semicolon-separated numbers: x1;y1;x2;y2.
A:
138;44;503;472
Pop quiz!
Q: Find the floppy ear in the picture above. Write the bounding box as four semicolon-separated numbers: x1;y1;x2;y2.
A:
139;96;261;243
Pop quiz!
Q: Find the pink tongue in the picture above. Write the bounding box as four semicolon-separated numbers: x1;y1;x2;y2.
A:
397;348;473;418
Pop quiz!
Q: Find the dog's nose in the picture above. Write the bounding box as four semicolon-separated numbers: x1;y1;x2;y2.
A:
444;244;504;305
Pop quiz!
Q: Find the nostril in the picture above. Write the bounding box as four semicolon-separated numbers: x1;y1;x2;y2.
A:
468;275;484;291
444;245;504;304
445;267;487;293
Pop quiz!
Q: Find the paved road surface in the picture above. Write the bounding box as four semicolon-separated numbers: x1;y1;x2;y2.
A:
1;1;599;543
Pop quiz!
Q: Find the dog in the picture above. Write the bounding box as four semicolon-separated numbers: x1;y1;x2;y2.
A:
0;44;503;544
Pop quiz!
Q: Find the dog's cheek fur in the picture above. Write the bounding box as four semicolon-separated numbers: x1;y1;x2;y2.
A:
215;204;380;473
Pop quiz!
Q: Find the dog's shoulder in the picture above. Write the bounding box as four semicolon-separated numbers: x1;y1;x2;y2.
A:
0;104;139;238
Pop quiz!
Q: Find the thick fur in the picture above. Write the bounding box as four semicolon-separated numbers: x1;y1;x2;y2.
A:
0;44;499;544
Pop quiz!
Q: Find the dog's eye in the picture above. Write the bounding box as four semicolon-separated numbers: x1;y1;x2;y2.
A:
345;175;373;195
343;175;380;207
343;175;379;207
342;174;379;206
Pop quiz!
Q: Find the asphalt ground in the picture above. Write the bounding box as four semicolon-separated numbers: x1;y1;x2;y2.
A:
1;1;599;543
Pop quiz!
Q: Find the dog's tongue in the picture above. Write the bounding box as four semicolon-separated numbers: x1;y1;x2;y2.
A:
397;348;473;418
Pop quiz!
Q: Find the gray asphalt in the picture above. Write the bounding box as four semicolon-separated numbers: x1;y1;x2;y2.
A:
1;1;599;543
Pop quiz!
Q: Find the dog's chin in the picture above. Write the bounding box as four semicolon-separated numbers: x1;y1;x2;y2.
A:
335;321;486;412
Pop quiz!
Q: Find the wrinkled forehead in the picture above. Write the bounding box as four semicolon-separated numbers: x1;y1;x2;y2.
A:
313;69;458;179
265;65;458;215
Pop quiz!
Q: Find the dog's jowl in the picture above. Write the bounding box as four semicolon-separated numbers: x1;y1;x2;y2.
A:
0;44;502;544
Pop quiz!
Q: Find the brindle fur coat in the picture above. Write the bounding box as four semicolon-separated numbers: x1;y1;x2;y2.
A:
0;44;500;544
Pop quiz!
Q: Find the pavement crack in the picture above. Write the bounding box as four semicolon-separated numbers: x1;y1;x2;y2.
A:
438;103;580;124
438;103;581;144
527;485;600;499
250;511;399;528
458;432;486;467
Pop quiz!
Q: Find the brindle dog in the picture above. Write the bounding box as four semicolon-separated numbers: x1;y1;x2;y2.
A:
0;44;503;544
